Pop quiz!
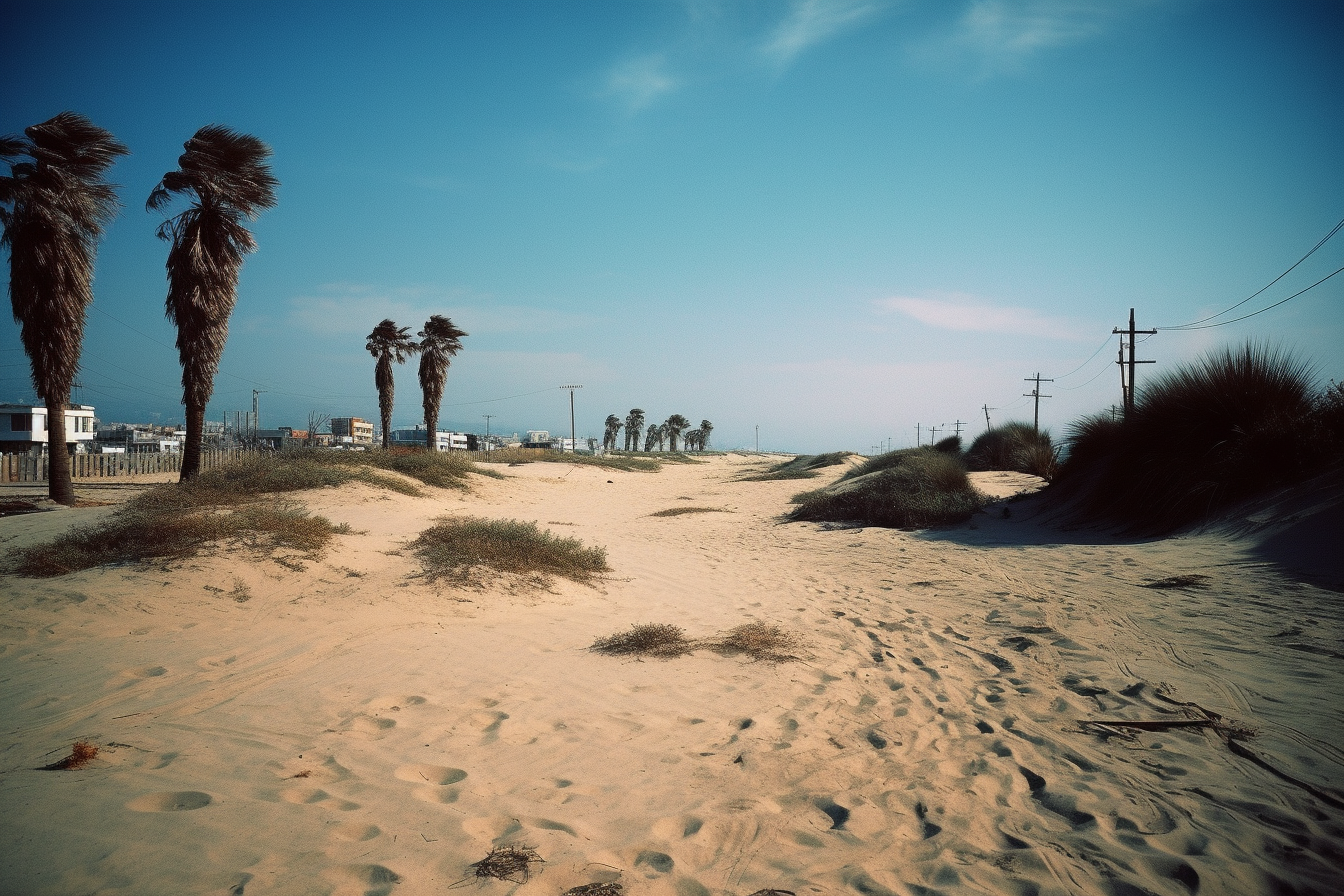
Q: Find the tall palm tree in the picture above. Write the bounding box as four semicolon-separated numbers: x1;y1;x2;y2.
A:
684;428;703;451
417;315;467;451
147;125;277;481
664;413;690;452
366;319;418;449
699;419;713;450
2;112;127;505
644;423;660;452
603;414;622;451
624;408;645;451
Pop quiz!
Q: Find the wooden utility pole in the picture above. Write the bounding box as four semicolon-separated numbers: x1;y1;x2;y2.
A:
1022;373;1053;433
953;420;966;439
983;404;992;429
915;423;921;446
1113;308;1156;417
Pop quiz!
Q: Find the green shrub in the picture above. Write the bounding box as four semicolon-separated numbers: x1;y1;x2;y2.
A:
789;449;984;528
1050;342;1330;532
739;452;852;481
933;435;963;454
409;516;609;587
475;447;663;472
965;423;1057;479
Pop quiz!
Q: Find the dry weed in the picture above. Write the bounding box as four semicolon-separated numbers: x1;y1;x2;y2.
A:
41;740;99;770
590;623;696;658
705;623;805;663
468;845;543;884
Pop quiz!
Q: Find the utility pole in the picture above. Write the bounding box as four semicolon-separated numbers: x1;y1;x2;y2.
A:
559;385;582;452
755;425;759;452
1023;373;1053;433
983;404;992;429
953;420;966;439
1113;308;1156;418
915;423;921;446
252;390;265;440
482;414;494;453
930;425;942;443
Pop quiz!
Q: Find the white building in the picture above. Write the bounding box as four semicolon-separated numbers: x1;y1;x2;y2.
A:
0;403;96;455
389;425;470;451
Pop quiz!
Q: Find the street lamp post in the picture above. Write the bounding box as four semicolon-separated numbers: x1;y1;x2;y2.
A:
560;385;583;452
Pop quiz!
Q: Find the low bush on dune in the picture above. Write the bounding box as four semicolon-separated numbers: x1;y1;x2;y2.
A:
738;452;852;481
409;516;609;588
1049;342;1342;533
789;448;985;529
965;423;1058;480
476;447;665;472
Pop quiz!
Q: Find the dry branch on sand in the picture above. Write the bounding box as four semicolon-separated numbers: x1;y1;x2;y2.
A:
563;884;623;896
462;845;543;885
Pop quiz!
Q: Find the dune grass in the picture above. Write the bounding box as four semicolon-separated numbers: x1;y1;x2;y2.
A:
789;448;984;529
649;506;729;517
738;452;852;481
475;448;665;472
965;423;1058;480
703;622;806;662
1049;343;1339;532
590;621;803;662
590;623;697;658
409;516;609;588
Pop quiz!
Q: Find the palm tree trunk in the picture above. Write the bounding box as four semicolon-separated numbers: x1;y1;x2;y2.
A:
181;400;205;481
46;402;75;506
426;413;437;452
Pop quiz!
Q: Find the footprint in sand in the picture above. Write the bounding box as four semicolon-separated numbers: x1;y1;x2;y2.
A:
332;822;382;841
394;763;467;786
127;791;212;812
279;786;360;810
322;864;402;896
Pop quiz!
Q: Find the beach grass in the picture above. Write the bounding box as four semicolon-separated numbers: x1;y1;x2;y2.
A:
738;452;852;481
789;448;984;529
1049;342;1339;532
409;516;609;587
475;448;665;472
649;506;729;517
589;623;697;658
965;423;1058;480
703;622;805;662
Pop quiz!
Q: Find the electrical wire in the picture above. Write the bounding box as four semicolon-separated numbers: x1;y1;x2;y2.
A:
1050;334;1113;380
1161;264;1344;332
1157;215;1344;329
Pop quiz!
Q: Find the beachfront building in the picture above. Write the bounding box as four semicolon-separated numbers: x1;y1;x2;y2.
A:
94;423;185;454
331;417;374;448
0;403;97;455
388;425;469;451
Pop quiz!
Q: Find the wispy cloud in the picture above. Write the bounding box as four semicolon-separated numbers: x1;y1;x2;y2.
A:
914;0;1155;73
603;53;679;111
874;293;1086;339
762;0;889;66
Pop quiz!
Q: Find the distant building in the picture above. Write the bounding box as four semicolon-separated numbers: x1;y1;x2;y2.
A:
94;423;183;454
331;417;374;447
522;430;555;449
0;403;96;455
389;425;469;451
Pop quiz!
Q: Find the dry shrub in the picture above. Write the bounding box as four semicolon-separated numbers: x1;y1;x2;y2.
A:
1142;574;1210;589
564;884;623;896
590;623;696;658
738;452;851;481
649;506;728;517
476;448;663;472
41;740;98;770
790;450;984;529
469;845;543;884
410;517;609;588
705;623;804;663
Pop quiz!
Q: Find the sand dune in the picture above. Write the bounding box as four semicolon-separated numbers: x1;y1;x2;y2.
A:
1;454;1341;896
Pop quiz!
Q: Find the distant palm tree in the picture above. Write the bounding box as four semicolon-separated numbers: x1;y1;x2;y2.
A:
366;319;418;449
603;414;622;451
417;315;467;451
644;423;660;452
664;414;690;451
699;419;713;450
147;125;277;480
684;428;703;451
2;112;128;505
624;408;645;451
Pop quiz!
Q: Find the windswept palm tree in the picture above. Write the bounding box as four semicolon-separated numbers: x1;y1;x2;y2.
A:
603;414;622;451
644;423;660;452
2;112;127;505
147;125;277;480
417;315;467;451
684;428;703;451
699;419;713;450
624;408;645;451
366;319;418;449
664;413;690;452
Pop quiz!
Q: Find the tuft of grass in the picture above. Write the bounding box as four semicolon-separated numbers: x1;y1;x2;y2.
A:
1050;342;1336;532
1142;574;1210;590
11;499;348;577
409;516;609;588
738;452;852;481
704;623;805;663
476;447;665;472
789;449;984;529
40;740;99;770
590;623;696;658
649;506;729;517
564;884;623;896
965;423;1057;480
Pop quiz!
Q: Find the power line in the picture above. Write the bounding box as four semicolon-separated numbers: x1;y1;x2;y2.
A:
1158;215;1344;329
1051;334;1113;380
1159;264;1344;332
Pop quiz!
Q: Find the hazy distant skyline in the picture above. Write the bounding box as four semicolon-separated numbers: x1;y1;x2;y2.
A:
4;1;1342;452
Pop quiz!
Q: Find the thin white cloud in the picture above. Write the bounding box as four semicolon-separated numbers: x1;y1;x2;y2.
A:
604;54;679;111
914;0;1160;73
762;0;889;66
875;293;1086;339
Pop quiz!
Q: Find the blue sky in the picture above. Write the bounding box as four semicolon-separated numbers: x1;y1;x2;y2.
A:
4;0;1342;452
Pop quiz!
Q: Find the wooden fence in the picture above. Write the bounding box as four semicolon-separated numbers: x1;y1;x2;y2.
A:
1;448;262;483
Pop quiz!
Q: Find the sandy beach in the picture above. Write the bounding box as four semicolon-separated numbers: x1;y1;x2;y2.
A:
1;454;1342;896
